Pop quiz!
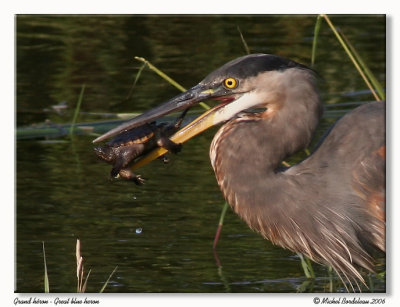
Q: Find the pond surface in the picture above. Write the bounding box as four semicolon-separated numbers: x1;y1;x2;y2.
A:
16;15;386;293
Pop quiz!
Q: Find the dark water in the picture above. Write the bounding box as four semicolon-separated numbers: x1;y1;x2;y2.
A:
16;15;386;293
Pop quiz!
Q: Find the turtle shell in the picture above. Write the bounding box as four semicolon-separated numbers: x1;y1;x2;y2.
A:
106;122;157;147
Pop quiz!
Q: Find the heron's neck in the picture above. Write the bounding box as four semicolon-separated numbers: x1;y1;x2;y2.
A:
210;93;321;241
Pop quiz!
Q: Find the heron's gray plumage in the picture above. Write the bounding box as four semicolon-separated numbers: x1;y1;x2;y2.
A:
209;58;385;288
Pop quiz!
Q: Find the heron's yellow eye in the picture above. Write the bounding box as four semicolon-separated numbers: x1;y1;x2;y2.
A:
223;77;238;89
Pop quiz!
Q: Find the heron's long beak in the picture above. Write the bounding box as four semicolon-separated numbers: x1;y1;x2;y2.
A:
92;84;225;143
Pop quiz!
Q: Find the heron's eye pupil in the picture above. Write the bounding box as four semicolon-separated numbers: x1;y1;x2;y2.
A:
224;77;237;89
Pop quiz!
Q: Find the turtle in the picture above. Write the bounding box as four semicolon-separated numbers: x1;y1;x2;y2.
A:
94;111;186;185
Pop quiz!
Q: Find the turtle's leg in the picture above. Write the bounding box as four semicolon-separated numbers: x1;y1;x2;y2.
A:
118;168;146;185
111;144;144;178
155;108;189;153
111;158;125;177
157;137;182;154
173;108;189;129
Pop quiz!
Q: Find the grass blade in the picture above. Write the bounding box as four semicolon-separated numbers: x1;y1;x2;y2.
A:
237;26;251;55
82;269;92;293
338;28;385;100
311;15;322;66
126;62;147;100
321;15;381;101
213;202;229;250
77;257;83;292
99;266;118;293
134;56;186;92
298;252;315;278
42;242;49;293
69;84;86;137
305;255;315;278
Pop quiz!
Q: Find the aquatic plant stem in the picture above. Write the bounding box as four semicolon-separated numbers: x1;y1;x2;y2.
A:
237;26;251;55
126;62;147;100
213;202;229;250
305;255;315;278
298;253;315;278
100;266;118;293
311;15;322;66
321;15;381;101
69;85;85;138
338;28;385;101
42;242;49;293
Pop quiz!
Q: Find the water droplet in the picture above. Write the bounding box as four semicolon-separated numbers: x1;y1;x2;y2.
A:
135;228;142;234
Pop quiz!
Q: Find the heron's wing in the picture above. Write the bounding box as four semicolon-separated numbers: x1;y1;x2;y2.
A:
351;144;386;252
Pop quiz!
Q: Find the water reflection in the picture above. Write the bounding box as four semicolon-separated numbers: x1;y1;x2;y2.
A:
16;15;385;293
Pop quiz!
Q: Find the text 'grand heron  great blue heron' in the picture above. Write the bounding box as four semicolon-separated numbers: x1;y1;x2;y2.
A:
93;54;385;290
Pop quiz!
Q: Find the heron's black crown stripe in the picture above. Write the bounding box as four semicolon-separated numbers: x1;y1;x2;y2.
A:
202;54;309;83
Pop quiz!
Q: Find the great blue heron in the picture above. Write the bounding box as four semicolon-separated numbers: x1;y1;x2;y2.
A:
93;54;385;289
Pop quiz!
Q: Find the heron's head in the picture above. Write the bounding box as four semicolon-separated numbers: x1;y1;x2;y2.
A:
93;54;320;168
